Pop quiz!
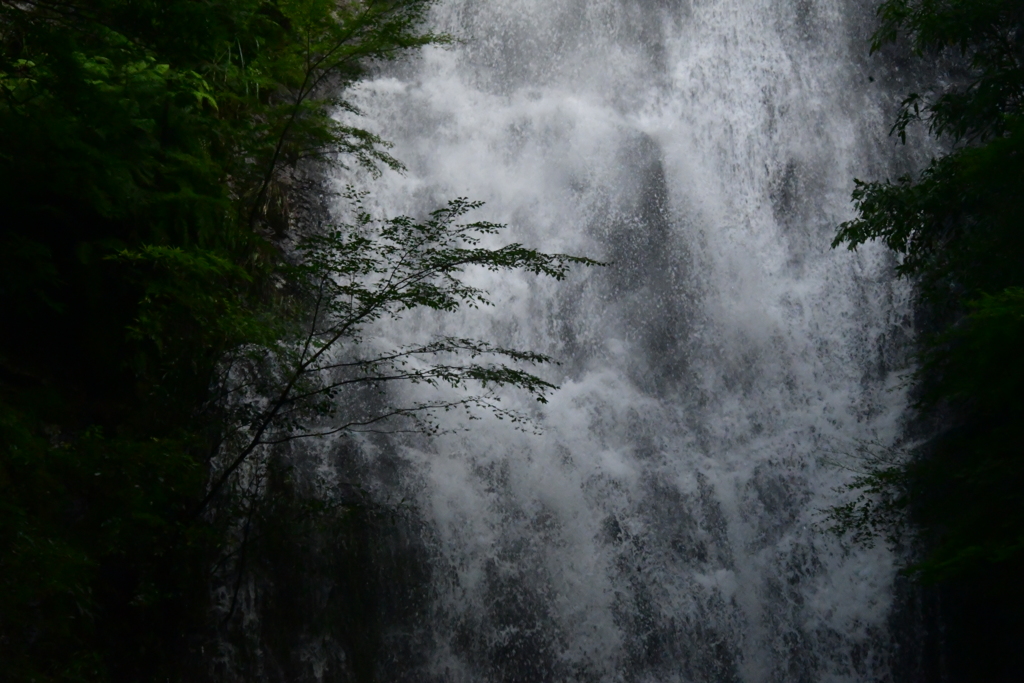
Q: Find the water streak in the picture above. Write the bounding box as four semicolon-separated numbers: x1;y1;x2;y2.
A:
334;0;921;680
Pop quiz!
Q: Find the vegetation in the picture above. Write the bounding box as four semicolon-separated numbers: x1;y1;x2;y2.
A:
829;0;1024;677
0;1;592;680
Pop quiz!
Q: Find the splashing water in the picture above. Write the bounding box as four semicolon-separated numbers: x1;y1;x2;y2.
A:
330;0;926;680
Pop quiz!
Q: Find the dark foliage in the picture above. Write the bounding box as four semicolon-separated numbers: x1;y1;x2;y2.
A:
0;2;592;681
830;1;1024;679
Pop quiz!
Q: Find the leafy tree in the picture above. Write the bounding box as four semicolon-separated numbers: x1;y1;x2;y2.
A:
0;0;444;422
0;1;594;681
835;0;1024;304
830;0;1024;677
202;192;597;680
202;192;594;515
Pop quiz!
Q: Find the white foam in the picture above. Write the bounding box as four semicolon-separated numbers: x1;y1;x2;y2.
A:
332;0;920;679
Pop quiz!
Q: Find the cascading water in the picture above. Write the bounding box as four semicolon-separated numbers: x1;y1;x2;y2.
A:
327;0;931;680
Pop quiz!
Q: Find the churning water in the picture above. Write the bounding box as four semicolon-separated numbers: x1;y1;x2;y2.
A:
331;0;926;680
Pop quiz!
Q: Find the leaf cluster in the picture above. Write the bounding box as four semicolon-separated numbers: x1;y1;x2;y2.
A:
1;2;598;679
0;1;454;680
873;0;1024;144
829;0;1024;594
200;192;598;516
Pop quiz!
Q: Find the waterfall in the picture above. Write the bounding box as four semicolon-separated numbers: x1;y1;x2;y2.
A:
328;0;926;680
